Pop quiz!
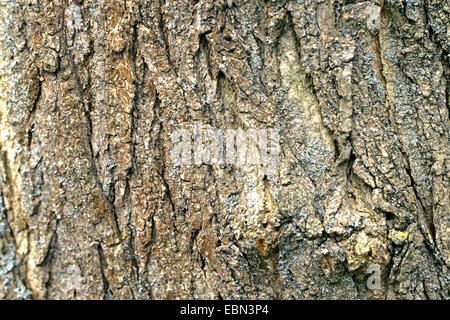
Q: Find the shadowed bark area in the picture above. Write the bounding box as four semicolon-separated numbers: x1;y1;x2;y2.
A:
0;0;448;299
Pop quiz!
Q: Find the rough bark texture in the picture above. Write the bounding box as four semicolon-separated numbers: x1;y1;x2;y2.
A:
0;0;448;300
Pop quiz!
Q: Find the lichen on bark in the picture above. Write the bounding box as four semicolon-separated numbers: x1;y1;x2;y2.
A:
0;0;448;299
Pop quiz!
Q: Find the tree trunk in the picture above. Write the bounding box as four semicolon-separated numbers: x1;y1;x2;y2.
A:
0;0;448;300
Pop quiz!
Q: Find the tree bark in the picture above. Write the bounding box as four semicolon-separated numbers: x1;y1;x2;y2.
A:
0;0;448;299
